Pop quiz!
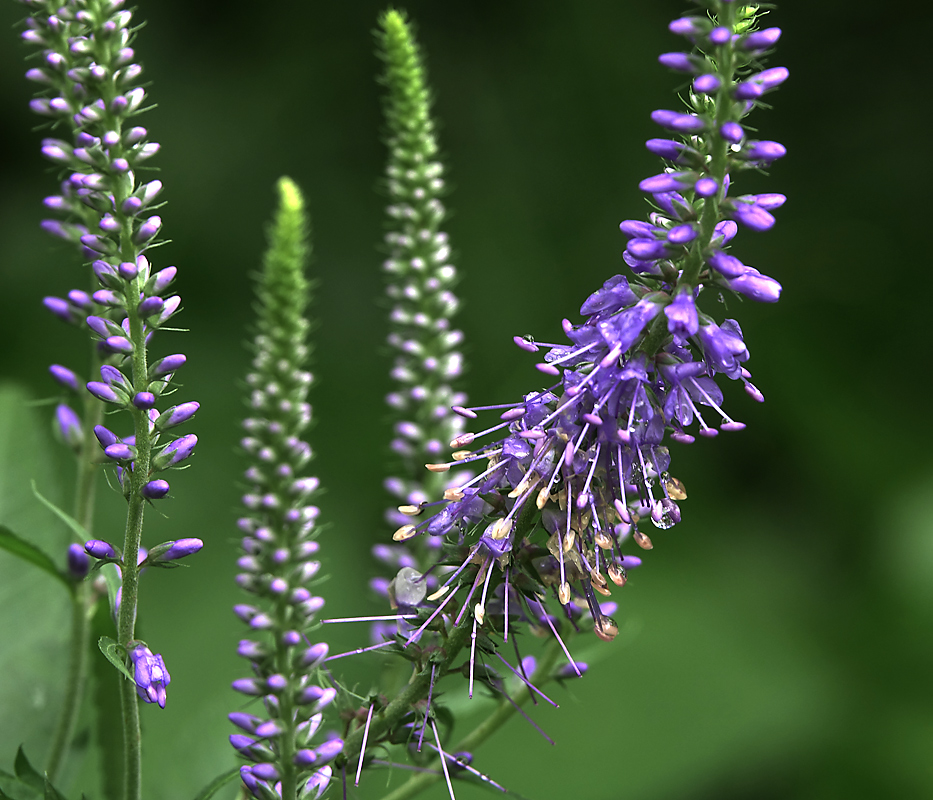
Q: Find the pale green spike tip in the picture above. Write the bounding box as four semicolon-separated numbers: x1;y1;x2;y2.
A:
276;175;303;215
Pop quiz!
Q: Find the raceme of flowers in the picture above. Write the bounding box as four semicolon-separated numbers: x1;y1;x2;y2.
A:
232;178;340;800
380;0;786;695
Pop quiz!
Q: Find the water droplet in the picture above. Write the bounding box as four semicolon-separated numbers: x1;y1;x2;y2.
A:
663;475;687;500
651;513;675;530
594;616;619;642
394;567;427;606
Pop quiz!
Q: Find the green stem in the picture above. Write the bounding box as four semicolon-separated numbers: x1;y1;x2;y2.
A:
116;196;152;800
378;638;564;800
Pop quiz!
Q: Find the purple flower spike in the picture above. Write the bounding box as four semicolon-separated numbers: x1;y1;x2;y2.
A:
650;109;706;134
128;644;171;708
142;479;170;499
55;404;83;448
85;539;117;560
67;543;90;580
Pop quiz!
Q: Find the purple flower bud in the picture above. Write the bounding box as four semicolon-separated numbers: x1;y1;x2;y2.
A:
694;177;719;197
720;122;744;143
708;26;731;45
232;678;265;696
157;401;199;429
85;539;117;559
43;297;73;323
668;16;705;37
312;739;344;764
67;543;90;579
132;392;156;409
142;480;170;499
706;250;747;279
87;381;122;404
159;538;204;561
55;404;83;448
85;316;113;338
137;296;164;318
159;433;198;467
743;140;786;163
149;353;186;378
626;238;668;260
150;266;177;293
666;224;697;245
638;171;693;194
250;764;279;782
49;364;80;392
80;234;117;255
129;644;171;708
657;52;699;73
618;220;659;239
558;661;589;678
133;215;161;245
739;28;782;52
301;642;329;668
734;81;764;101
693;74;720;94
304;767;333;799
722;266;782;303
93;425;118;449
644;138;689;162
697;319;749;378
650;109;706;134
104;336;134;354
732;201;776;231
104;443;134;461
122;197;143;215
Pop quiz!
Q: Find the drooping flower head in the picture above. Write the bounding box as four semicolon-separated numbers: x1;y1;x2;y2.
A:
378;0;787;691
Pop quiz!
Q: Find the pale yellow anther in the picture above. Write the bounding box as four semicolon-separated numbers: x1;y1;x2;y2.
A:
558;582;571;605
633;530;653;550
562;530;575;553
474;603;485;626
398;504;422;516
449;432;475;448
535;487;550;510
608;563;627;587
443;487;465;501
593;583;612;597
392;524;417;542
425;463;450;473
427;584;450;602
490;518;512;540
451;450;472;461
594;531;613;550
664;475;688;500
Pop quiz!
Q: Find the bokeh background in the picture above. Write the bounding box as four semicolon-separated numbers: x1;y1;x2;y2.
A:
0;1;931;799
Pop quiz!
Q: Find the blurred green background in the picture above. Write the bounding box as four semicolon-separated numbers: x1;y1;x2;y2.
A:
0;1;931;799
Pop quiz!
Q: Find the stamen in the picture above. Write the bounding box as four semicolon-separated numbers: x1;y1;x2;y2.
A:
470;563;496;699
324;640;396;661
354;703;374;786
431;720;457;800
405;582;464;646
493;651;558;708
322;614;418;624
533;597;581;676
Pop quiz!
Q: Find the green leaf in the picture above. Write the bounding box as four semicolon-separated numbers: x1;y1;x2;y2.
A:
0;765;37;800
96;637;133;683
0;526;70;591
30;482;89;544
42;778;67;800
191;767;240;800
13;748;43;793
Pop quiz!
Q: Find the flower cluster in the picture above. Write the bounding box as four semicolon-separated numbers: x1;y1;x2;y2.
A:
22;0;199;507
232;178;340;800
373;9;470;622
384;1;786;680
